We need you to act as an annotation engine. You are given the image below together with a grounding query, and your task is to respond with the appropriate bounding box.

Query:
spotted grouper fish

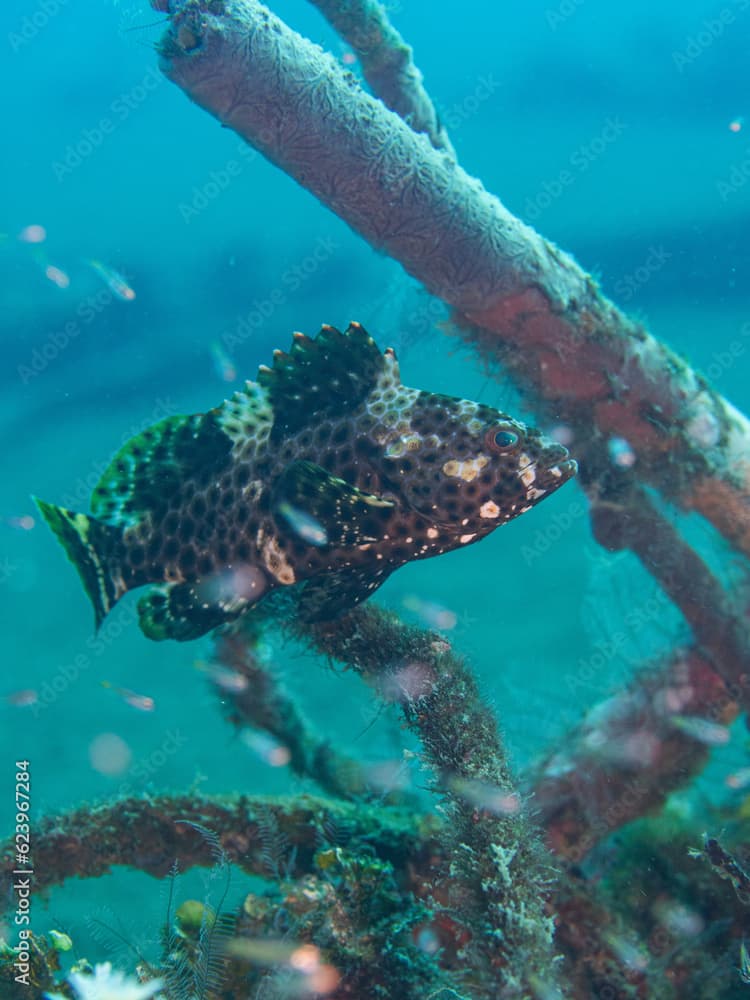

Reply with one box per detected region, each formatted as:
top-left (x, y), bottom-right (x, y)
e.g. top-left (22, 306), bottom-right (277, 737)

top-left (37, 323), bottom-right (577, 641)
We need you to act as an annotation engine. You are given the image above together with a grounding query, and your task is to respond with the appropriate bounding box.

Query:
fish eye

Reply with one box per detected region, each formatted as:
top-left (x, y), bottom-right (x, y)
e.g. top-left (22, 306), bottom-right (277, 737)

top-left (486, 425), bottom-right (520, 453)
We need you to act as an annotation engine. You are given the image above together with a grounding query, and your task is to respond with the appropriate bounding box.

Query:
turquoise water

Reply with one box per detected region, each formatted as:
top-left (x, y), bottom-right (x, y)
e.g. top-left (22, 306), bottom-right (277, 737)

top-left (1, 1), bottom-right (749, 997)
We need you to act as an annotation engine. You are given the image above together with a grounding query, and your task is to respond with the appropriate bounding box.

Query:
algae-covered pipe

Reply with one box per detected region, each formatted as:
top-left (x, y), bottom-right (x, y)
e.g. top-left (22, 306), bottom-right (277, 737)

top-left (154, 0), bottom-right (750, 568)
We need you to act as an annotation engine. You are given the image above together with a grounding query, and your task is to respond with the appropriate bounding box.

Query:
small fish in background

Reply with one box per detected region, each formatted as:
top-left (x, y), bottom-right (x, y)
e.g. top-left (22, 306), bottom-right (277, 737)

top-left (240, 728), bottom-right (290, 767)
top-left (669, 714), bottom-right (730, 746)
top-left (725, 767), bottom-right (750, 790)
top-left (15, 224), bottom-right (70, 287)
top-left (101, 680), bottom-right (155, 712)
top-left (88, 258), bottom-right (136, 301)
top-left (17, 224), bottom-right (46, 244)
top-left (5, 515), bottom-right (35, 531)
top-left (5, 689), bottom-right (38, 708)
top-left (210, 340), bottom-right (238, 382)
top-left (276, 500), bottom-right (328, 547)
top-left (402, 593), bottom-right (457, 630)
top-left (729, 116), bottom-right (744, 133)
top-left (43, 264), bottom-right (70, 289)
top-left (608, 435), bottom-right (636, 469)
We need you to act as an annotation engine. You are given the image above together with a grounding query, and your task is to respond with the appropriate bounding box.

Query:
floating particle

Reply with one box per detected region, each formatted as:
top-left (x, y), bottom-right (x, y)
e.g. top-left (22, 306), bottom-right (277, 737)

top-left (277, 501), bottom-right (328, 546)
top-left (195, 565), bottom-right (268, 609)
top-left (210, 340), bottom-right (238, 382)
top-left (729, 117), bottom-right (744, 133)
top-left (289, 944), bottom-right (320, 974)
top-left (342, 50), bottom-right (357, 65)
top-left (6, 515), bottom-right (35, 531)
top-left (5, 689), bottom-right (38, 708)
top-left (654, 899), bottom-right (704, 938)
top-left (101, 681), bottom-right (155, 712)
top-left (669, 714), bottom-right (730, 746)
top-left (305, 962), bottom-right (340, 995)
top-left (726, 767), bottom-right (750, 790)
top-left (607, 435), bottom-right (636, 468)
top-left (378, 660), bottom-right (436, 703)
top-left (206, 664), bottom-right (249, 694)
top-left (241, 728), bottom-right (291, 767)
top-left (45, 264), bottom-right (70, 289)
top-left (402, 593), bottom-right (457, 630)
top-left (88, 258), bottom-right (136, 301)
top-left (18, 224), bottom-right (46, 244)
top-left (549, 423), bottom-right (574, 447)
top-left (89, 732), bottom-right (132, 775)
top-left (413, 924), bottom-right (441, 955)
top-left (603, 931), bottom-right (649, 971)
top-left (365, 758), bottom-right (411, 793)
top-left (448, 775), bottom-right (521, 815)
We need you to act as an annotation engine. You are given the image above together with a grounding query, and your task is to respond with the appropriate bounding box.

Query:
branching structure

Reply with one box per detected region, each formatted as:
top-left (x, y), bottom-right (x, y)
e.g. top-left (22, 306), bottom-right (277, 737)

top-left (2, 2), bottom-right (749, 998)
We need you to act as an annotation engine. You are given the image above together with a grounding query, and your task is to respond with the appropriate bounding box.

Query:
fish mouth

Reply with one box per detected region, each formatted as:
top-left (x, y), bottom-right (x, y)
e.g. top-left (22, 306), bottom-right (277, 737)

top-left (552, 457), bottom-right (578, 480)
top-left (516, 452), bottom-right (578, 493)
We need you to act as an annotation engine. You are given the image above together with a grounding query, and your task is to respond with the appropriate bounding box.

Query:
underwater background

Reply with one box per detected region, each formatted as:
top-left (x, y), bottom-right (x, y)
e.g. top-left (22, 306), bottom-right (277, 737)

top-left (1, 0), bottom-right (749, 990)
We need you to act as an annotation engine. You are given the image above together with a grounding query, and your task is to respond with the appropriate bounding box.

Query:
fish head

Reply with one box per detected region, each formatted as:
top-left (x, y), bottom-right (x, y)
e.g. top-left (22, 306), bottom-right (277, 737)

top-left (377, 392), bottom-right (577, 541)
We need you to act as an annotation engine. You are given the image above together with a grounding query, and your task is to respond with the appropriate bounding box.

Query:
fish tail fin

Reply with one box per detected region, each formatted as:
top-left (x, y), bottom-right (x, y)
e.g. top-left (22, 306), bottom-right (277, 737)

top-left (35, 498), bottom-right (125, 628)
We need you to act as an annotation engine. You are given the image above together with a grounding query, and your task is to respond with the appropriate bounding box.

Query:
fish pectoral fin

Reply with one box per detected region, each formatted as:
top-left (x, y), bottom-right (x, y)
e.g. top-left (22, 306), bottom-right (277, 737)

top-left (274, 461), bottom-right (394, 547)
top-left (296, 564), bottom-right (391, 622)
top-left (137, 576), bottom-right (260, 642)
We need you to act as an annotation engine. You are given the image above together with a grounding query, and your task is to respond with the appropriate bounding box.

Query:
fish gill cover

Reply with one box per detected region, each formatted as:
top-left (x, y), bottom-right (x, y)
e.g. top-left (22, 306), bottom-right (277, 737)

top-left (1, 1), bottom-right (749, 999)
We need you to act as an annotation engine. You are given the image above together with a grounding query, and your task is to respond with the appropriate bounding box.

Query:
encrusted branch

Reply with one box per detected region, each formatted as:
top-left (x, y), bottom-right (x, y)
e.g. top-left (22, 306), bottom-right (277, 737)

top-left (306, 0), bottom-right (454, 156)
top-left (588, 483), bottom-right (750, 709)
top-left (530, 648), bottom-right (738, 861)
top-left (0, 793), bottom-right (434, 895)
top-left (154, 0), bottom-right (750, 563)
top-left (210, 631), bottom-right (390, 802)
top-left (278, 603), bottom-right (562, 997)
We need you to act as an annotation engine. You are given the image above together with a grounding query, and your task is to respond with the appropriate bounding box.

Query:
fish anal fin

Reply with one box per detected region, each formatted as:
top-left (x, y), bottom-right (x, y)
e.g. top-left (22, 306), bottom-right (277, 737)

top-left (296, 564), bottom-right (391, 622)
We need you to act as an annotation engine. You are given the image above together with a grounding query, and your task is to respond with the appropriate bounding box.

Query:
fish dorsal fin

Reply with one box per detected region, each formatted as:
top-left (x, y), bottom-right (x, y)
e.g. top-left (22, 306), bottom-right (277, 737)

top-left (91, 413), bottom-right (232, 525)
top-left (258, 323), bottom-right (393, 440)
top-left (274, 461), bottom-right (395, 547)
